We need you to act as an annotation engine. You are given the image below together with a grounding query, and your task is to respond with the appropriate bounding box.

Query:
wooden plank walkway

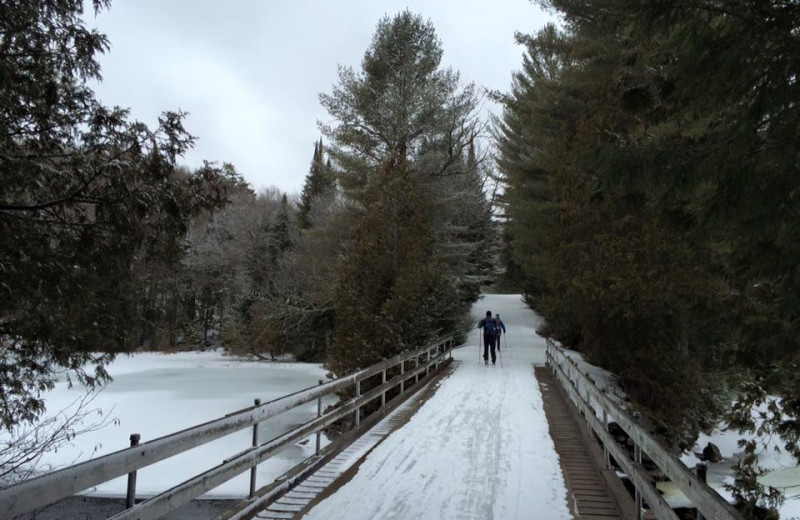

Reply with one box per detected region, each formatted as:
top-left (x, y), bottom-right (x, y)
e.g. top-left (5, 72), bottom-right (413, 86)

top-left (536, 366), bottom-right (625, 520)
top-left (235, 370), bottom-right (449, 520)
top-left (254, 407), bottom-right (417, 520)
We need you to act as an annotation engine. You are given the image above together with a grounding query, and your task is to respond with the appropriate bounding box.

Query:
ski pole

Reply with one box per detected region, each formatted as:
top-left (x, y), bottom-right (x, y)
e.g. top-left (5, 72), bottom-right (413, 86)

top-left (498, 337), bottom-right (504, 367)
top-left (478, 332), bottom-right (481, 364)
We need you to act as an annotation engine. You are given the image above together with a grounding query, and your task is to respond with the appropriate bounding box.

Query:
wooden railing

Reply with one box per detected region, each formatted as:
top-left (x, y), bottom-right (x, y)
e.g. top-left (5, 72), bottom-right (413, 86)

top-left (545, 339), bottom-right (742, 520)
top-left (2, 337), bottom-right (455, 520)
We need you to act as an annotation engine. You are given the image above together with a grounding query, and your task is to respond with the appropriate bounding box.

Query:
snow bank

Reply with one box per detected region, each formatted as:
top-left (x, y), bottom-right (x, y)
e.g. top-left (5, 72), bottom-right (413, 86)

top-left (676, 407), bottom-right (800, 519)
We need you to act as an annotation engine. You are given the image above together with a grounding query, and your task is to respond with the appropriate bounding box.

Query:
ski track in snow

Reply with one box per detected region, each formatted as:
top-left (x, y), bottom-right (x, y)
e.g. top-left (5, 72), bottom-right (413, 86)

top-left (302, 294), bottom-right (572, 520)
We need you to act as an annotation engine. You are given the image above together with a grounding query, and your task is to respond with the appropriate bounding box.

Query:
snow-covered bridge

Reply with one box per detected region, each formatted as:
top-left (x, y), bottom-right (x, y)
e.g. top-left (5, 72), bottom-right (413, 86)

top-left (297, 294), bottom-right (574, 520)
top-left (240, 294), bottom-right (738, 520)
top-left (3, 295), bottom-right (743, 520)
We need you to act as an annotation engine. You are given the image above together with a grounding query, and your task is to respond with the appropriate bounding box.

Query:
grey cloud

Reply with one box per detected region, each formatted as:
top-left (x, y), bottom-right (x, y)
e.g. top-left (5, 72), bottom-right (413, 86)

top-left (86, 0), bottom-right (553, 192)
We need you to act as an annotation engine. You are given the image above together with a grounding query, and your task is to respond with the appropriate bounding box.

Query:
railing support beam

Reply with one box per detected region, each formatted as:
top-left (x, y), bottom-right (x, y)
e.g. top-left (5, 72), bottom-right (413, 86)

top-left (249, 399), bottom-right (261, 499)
top-left (316, 380), bottom-right (323, 456)
top-left (125, 434), bottom-right (140, 509)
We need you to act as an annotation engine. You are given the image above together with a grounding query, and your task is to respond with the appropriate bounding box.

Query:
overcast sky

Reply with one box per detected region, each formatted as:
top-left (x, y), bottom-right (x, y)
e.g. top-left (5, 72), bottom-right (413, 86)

top-left (85, 1), bottom-right (555, 194)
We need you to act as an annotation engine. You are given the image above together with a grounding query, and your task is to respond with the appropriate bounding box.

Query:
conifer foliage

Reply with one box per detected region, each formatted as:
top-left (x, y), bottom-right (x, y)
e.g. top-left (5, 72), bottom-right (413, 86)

top-left (0, 4), bottom-right (496, 432)
top-left (0, 0), bottom-right (236, 428)
top-left (499, 0), bottom-right (800, 512)
top-left (321, 11), bottom-right (491, 375)
top-left (298, 139), bottom-right (335, 229)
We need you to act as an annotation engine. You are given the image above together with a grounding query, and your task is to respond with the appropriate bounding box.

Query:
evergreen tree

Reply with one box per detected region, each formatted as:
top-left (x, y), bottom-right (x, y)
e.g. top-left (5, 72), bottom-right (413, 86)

top-left (0, 0), bottom-right (236, 428)
top-left (298, 139), bottom-right (336, 229)
top-left (497, 19), bottom-right (732, 446)
top-left (502, 1), bottom-right (800, 511)
top-left (269, 194), bottom-right (294, 263)
top-left (321, 11), bottom-right (484, 374)
top-left (433, 139), bottom-right (496, 305)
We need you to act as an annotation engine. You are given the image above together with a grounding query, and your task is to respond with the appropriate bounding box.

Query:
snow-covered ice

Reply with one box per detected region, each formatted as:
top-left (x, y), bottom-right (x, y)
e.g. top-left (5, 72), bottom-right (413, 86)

top-left (556, 336), bottom-right (800, 518)
top-left (558, 342), bottom-right (800, 518)
top-left (2, 351), bottom-right (335, 497)
top-left (301, 294), bottom-right (572, 520)
top-left (671, 410), bottom-right (800, 519)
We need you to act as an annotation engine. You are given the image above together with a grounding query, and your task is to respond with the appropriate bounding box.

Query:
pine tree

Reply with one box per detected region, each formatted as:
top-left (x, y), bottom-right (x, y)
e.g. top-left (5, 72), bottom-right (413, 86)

top-left (434, 138), bottom-right (496, 305)
top-left (332, 150), bottom-right (458, 374)
top-left (269, 194), bottom-right (294, 263)
top-left (0, 0), bottom-right (236, 428)
top-left (501, 4), bottom-right (799, 509)
top-left (298, 139), bottom-right (336, 229)
top-left (321, 11), bottom-right (484, 374)
top-left (496, 18), bottom-right (733, 447)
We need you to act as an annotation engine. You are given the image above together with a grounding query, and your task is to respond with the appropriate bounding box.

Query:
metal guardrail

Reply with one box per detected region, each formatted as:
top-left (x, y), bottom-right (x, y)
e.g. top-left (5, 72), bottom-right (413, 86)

top-left (545, 339), bottom-right (742, 520)
top-left (2, 337), bottom-right (455, 520)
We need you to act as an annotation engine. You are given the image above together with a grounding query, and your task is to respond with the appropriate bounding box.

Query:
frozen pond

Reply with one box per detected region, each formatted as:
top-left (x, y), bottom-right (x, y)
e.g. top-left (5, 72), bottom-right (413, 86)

top-left (11, 351), bottom-right (336, 498)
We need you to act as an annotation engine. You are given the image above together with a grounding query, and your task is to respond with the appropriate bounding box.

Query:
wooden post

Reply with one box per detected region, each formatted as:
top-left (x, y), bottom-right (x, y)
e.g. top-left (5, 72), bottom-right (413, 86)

top-left (381, 370), bottom-right (387, 409)
top-left (249, 399), bottom-right (261, 499)
top-left (400, 360), bottom-right (405, 393)
top-left (547, 342), bottom-right (552, 371)
top-left (316, 380), bottom-right (323, 455)
top-left (126, 433), bottom-right (140, 508)
top-left (415, 355), bottom-right (420, 384)
top-left (633, 411), bottom-right (643, 520)
top-left (602, 388), bottom-right (610, 470)
top-left (585, 385), bottom-right (591, 437)
top-left (426, 349), bottom-right (431, 376)
top-left (696, 463), bottom-right (707, 520)
top-left (355, 380), bottom-right (361, 428)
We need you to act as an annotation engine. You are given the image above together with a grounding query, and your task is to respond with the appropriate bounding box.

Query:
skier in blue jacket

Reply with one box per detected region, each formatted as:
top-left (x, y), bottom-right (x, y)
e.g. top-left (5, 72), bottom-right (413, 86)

top-left (495, 313), bottom-right (506, 349)
top-left (478, 310), bottom-right (499, 365)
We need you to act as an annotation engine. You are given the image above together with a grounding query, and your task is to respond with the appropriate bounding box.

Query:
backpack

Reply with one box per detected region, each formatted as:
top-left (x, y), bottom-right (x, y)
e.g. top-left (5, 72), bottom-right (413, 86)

top-left (483, 318), bottom-right (497, 336)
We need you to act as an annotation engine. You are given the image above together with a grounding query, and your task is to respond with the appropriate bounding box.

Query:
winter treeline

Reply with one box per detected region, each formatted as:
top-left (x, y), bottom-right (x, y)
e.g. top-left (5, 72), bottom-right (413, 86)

top-left (0, 3), bottom-right (495, 430)
top-left (497, 1), bottom-right (799, 514)
top-left (202, 11), bottom-right (496, 375)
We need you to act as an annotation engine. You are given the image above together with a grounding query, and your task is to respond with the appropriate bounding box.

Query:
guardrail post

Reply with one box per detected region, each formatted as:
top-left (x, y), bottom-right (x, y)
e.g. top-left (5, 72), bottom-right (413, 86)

top-left (126, 433), bottom-right (140, 509)
top-left (426, 349), bottom-right (431, 376)
top-left (381, 369), bottom-right (387, 408)
top-left (633, 411), bottom-right (643, 520)
top-left (249, 398), bottom-right (261, 498)
top-left (545, 341), bottom-right (743, 520)
top-left (355, 380), bottom-right (361, 428)
top-left (696, 463), bottom-right (707, 520)
top-left (415, 354), bottom-right (420, 384)
top-left (400, 360), bottom-right (405, 393)
top-left (584, 385), bottom-right (591, 437)
top-left (602, 388), bottom-right (610, 470)
top-left (316, 380), bottom-right (323, 455)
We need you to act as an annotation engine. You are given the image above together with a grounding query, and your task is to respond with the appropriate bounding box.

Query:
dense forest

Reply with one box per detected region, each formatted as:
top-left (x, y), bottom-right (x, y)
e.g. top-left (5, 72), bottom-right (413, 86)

top-left (497, 1), bottom-right (799, 515)
top-left (0, 2), bottom-right (495, 432)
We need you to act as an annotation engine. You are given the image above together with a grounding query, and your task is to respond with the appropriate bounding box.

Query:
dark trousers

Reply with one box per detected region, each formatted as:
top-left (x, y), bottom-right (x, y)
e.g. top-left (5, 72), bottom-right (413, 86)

top-left (483, 334), bottom-right (496, 363)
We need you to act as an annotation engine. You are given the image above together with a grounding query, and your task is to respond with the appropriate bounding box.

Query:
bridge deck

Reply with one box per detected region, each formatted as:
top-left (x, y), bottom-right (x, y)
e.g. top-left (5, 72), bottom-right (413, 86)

top-left (536, 366), bottom-right (624, 520)
top-left (246, 295), bottom-right (623, 520)
top-left (298, 295), bottom-right (575, 520)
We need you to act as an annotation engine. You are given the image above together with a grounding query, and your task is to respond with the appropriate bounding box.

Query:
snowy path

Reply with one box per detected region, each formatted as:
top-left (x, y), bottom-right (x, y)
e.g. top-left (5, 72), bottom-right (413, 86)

top-left (302, 294), bottom-right (572, 520)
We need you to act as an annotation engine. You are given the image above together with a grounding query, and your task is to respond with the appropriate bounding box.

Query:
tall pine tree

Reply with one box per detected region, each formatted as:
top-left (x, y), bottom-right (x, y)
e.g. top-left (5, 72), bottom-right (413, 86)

top-left (321, 11), bottom-right (485, 374)
top-left (0, 0), bottom-right (236, 428)
top-left (298, 139), bottom-right (336, 229)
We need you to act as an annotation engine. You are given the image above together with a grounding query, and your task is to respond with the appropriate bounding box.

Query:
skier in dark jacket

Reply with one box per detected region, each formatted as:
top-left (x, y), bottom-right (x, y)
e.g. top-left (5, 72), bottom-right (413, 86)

top-left (478, 310), bottom-right (498, 365)
top-left (495, 313), bottom-right (506, 349)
